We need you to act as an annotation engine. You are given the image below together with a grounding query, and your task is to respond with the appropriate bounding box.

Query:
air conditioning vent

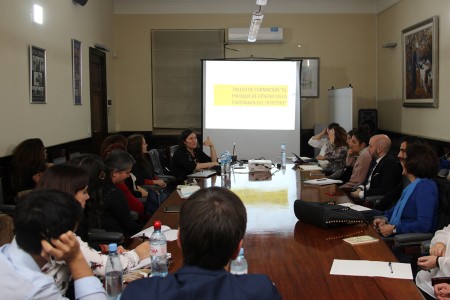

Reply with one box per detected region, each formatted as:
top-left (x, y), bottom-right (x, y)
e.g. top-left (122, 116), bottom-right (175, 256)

top-left (227, 27), bottom-right (283, 44)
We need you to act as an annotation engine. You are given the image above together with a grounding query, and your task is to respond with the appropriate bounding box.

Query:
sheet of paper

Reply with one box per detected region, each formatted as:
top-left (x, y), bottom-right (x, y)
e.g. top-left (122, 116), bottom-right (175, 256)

top-left (177, 185), bottom-right (200, 198)
top-left (299, 165), bottom-right (323, 171)
top-left (304, 178), bottom-right (342, 185)
top-left (131, 225), bottom-right (178, 241)
top-left (330, 259), bottom-right (413, 280)
top-left (339, 203), bottom-right (372, 212)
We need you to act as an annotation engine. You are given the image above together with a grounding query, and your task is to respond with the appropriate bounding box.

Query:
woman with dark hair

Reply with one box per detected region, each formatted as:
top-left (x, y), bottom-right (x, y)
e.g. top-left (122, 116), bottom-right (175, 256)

top-left (319, 126), bottom-right (348, 174)
top-left (35, 164), bottom-right (149, 296)
top-left (171, 129), bottom-right (219, 180)
top-left (70, 154), bottom-right (105, 239)
top-left (100, 133), bottom-right (128, 159)
top-left (127, 134), bottom-right (166, 189)
top-left (127, 134), bottom-right (170, 214)
top-left (373, 142), bottom-right (439, 237)
top-left (102, 150), bottom-right (141, 236)
top-left (10, 138), bottom-right (49, 195)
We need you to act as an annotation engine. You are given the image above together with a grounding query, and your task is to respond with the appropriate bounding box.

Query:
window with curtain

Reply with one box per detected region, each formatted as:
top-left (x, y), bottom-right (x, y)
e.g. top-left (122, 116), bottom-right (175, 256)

top-left (151, 29), bottom-right (225, 131)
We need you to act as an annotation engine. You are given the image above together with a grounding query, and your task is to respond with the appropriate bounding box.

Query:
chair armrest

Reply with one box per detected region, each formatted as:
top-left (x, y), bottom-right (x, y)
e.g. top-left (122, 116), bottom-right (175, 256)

top-left (365, 195), bottom-right (383, 204)
top-left (394, 232), bottom-right (434, 246)
top-left (0, 205), bottom-right (15, 215)
top-left (156, 175), bottom-right (176, 181)
top-left (421, 240), bottom-right (432, 254)
top-left (88, 231), bottom-right (124, 244)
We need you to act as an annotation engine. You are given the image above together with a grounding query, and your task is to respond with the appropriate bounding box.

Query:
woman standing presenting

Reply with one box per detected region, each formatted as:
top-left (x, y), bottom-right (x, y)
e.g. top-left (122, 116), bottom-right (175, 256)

top-left (171, 129), bottom-right (219, 180)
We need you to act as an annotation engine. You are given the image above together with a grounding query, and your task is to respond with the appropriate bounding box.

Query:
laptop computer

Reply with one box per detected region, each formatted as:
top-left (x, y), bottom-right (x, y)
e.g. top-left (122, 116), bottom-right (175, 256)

top-left (292, 153), bottom-right (317, 164)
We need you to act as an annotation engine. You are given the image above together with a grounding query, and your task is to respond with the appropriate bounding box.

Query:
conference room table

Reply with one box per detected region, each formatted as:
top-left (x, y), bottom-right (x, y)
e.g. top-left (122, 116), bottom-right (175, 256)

top-left (129, 164), bottom-right (424, 300)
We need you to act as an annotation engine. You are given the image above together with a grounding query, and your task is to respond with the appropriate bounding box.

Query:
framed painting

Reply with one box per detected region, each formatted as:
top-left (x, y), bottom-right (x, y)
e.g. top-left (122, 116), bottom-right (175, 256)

top-left (29, 45), bottom-right (46, 103)
top-left (300, 57), bottom-right (319, 98)
top-left (402, 16), bottom-right (438, 107)
top-left (72, 39), bottom-right (82, 105)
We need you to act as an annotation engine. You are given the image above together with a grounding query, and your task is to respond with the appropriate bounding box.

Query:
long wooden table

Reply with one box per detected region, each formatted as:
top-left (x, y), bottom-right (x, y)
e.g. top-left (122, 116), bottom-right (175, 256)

top-left (130, 164), bottom-right (424, 299)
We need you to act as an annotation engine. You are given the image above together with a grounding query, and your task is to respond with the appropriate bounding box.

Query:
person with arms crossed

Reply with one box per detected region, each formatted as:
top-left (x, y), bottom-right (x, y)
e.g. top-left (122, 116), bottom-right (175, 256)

top-left (122, 187), bottom-right (282, 300)
top-left (416, 224), bottom-right (450, 299)
top-left (0, 189), bottom-right (106, 300)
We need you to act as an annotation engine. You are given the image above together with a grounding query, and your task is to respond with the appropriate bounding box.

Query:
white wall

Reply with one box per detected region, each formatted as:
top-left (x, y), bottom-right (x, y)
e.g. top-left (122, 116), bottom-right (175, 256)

top-left (0, 0), bottom-right (114, 156)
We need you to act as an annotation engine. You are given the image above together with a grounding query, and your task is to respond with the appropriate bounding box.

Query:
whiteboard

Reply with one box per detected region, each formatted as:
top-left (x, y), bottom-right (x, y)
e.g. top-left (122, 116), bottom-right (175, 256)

top-left (328, 87), bottom-right (353, 132)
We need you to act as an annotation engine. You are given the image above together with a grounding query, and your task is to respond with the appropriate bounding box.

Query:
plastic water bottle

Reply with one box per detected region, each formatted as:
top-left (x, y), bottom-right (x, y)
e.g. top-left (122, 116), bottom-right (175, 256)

top-left (221, 151), bottom-right (231, 175)
top-left (281, 143), bottom-right (286, 169)
top-left (230, 248), bottom-right (248, 275)
top-left (150, 220), bottom-right (168, 277)
top-left (105, 243), bottom-right (123, 300)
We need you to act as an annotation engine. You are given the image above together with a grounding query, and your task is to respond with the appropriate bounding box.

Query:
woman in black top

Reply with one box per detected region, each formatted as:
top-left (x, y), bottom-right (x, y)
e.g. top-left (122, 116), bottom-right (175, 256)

top-left (171, 129), bottom-right (219, 180)
top-left (101, 150), bottom-right (140, 237)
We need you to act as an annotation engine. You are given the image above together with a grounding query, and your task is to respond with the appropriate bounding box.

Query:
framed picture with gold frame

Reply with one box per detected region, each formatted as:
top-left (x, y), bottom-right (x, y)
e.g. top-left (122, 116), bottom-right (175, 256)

top-left (402, 16), bottom-right (438, 107)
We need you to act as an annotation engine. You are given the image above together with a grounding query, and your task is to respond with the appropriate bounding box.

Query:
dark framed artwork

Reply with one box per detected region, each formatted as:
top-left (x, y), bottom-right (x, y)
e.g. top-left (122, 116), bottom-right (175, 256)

top-left (29, 45), bottom-right (46, 103)
top-left (402, 16), bottom-right (439, 107)
top-left (300, 57), bottom-right (319, 98)
top-left (72, 39), bottom-right (82, 105)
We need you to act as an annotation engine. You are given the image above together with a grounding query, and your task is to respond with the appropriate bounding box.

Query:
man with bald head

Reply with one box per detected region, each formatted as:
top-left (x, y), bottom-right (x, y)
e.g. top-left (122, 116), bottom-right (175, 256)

top-left (351, 134), bottom-right (403, 200)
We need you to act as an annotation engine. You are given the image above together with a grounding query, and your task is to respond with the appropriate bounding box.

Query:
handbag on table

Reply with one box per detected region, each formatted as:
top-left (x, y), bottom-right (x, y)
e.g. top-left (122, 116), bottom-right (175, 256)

top-left (294, 199), bottom-right (367, 229)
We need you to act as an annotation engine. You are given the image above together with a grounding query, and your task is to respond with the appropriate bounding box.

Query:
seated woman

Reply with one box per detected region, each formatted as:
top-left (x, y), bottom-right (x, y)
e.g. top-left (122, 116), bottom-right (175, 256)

top-left (69, 154), bottom-right (105, 240)
top-left (35, 164), bottom-right (149, 296)
top-left (101, 150), bottom-right (141, 237)
top-left (127, 134), bottom-right (170, 214)
top-left (308, 122), bottom-right (340, 160)
top-left (373, 142), bottom-right (439, 237)
top-left (171, 129), bottom-right (219, 180)
top-left (10, 138), bottom-right (50, 196)
top-left (101, 137), bottom-right (145, 215)
top-left (339, 128), bottom-right (372, 189)
top-left (319, 126), bottom-right (348, 175)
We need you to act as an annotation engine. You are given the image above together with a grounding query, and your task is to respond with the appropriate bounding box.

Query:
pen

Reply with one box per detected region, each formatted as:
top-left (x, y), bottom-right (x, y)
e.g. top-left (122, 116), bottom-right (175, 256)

top-left (388, 262), bottom-right (393, 273)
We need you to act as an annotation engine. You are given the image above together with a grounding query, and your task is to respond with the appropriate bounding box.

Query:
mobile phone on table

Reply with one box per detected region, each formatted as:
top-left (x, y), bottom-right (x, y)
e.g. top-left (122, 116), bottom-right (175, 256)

top-left (164, 205), bottom-right (180, 213)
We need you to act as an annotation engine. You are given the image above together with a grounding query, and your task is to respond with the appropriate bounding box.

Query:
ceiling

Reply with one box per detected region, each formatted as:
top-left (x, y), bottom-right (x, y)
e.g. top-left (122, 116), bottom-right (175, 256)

top-left (113, 0), bottom-right (400, 14)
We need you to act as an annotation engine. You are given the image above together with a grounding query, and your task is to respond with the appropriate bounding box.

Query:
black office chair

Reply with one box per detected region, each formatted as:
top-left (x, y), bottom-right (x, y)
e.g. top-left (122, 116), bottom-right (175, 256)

top-left (148, 149), bottom-right (176, 181)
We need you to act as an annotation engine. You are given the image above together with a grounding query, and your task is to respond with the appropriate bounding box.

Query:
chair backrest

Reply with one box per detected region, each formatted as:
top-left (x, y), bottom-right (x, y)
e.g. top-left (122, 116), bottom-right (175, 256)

top-left (435, 177), bottom-right (450, 230)
top-left (149, 149), bottom-right (167, 176)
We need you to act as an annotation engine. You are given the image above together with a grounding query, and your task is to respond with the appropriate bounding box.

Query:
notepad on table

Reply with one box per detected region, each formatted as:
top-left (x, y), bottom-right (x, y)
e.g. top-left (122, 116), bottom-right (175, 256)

top-left (343, 235), bottom-right (379, 245)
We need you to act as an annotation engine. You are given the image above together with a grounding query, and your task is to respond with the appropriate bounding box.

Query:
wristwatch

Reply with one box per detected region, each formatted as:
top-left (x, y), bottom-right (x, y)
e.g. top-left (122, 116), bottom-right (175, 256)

top-left (392, 225), bottom-right (397, 234)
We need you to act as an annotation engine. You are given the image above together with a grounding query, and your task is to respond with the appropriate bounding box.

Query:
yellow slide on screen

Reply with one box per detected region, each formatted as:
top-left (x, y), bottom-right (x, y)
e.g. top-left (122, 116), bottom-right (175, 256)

top-left (214, 84), bottom-right (288, 107)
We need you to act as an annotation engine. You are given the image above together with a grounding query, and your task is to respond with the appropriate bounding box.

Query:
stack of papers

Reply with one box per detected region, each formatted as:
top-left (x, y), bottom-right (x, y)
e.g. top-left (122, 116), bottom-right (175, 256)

top-left (177, 185), bottom-right (200, 198)
top-left (304, 178), bottom-right (343, 185)
top-left (131, 225), bottom-right (178, 241)
top-left (299, 165), bottom-right (323, 171)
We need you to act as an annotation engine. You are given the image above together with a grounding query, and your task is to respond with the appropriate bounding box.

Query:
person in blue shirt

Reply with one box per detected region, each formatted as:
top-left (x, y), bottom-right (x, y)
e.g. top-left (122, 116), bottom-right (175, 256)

top-left (0, 189), bottom-right (106, 300)
top-left (373, 142), bottom-right (439, 236)
top-left (122, 187), bottom-right (282, 300)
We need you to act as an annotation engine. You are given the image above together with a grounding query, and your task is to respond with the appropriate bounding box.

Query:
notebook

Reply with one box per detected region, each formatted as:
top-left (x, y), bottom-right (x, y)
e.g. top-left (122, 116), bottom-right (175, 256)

top-left (187, 170), bottom-right (217, 178)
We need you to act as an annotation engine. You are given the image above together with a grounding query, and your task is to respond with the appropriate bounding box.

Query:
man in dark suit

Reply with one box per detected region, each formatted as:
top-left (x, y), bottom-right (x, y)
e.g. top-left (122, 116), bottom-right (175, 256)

top-left (351, 134), bottom-right (402, 201)
top-left (122, 187), bottom-right (282, 300)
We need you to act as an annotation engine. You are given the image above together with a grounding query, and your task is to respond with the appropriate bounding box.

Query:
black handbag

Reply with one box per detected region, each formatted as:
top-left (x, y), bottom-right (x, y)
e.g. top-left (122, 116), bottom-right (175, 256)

top-left (294, 199), bottom-right (366, 228)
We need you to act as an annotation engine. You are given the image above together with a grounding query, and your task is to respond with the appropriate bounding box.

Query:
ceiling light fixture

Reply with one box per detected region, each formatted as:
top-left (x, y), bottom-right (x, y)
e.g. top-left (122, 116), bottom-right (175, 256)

top-left (248, 0), bottom-right (268, 42)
